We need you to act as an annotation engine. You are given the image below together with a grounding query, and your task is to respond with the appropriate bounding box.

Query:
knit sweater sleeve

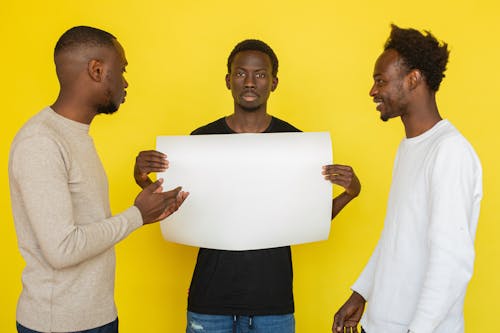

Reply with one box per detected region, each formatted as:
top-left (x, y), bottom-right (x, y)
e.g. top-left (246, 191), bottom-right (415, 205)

top-left (10, 135), bottom-right (143, 270)
top-left (408, 137), bottom-right (482, 332)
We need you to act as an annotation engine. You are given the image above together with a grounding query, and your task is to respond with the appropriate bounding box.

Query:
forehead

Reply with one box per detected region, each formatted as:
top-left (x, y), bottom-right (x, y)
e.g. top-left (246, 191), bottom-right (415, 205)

top-left (374, 49), bottom-right (403, 76)
top-left (231, 50), bottom-right (272, 70)
top-left (110, 39), bottom-right (127, 65)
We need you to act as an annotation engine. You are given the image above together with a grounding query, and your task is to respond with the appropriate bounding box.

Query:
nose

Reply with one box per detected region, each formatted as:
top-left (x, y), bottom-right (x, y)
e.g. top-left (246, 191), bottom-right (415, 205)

top-left (369, 83), bottom-right (377, 97)
top-left (244, 74), bottom-right (256, 88)
top-left (124, 77), bottom-right (129, 89)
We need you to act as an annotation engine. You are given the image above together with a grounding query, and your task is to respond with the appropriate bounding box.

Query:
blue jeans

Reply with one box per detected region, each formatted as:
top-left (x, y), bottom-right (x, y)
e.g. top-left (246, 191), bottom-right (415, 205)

top-left (187, 311), bottom-right (295, 333)
top-left (17, 318), bottom-right (118, 333)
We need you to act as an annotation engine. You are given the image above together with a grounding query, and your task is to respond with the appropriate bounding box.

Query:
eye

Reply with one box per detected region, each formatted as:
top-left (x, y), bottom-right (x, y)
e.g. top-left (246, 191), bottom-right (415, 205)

top-left (235, 72), bottom-right (246, 78)
top-left (255, 73), bottom-right (266, 79)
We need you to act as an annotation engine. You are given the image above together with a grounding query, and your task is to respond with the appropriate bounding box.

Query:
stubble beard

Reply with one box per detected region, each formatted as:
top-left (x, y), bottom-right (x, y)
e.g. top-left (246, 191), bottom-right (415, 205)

top-left (96, 101), bottom-right (118, 115)
top-left (97, 88), bottom-right (120, 115)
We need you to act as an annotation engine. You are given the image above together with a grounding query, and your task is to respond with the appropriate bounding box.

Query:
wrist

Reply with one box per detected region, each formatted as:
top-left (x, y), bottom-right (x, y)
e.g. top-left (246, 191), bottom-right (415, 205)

top-left (137, 177), bottom-right (153, 189)
top-left (344, 190), bottom-right (359, 199)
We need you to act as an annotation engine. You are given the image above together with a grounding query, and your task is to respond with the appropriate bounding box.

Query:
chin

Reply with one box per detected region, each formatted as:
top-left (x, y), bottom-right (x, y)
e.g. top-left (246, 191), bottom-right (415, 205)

top-left (240, 104), bottom-right (261, 112)
top-left (96, 103), bottom-right (119, 115)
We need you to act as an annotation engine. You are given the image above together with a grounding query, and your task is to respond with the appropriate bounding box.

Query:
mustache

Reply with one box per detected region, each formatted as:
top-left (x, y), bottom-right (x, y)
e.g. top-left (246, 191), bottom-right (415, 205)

top-left (241, 89), bottom-right (259, 97)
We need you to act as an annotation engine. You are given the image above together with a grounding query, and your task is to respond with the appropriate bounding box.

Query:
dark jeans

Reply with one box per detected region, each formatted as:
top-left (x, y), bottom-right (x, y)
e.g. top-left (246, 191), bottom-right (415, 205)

top-left (16, 318), bottom-right (118, 333)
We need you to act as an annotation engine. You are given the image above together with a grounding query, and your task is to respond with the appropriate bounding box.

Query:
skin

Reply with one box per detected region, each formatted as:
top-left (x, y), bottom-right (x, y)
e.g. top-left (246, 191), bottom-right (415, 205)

top-left (332, 49), bottom-right (443, 333)
top-left (333, 291), bottom-right (365, 333)
top-left (369, 49), bottom-right (442, 138)
top-left (51, 39), bottom-right (187, 224)
top-left (135, 49), bottom-right (360, 220)
top-left (225, 50), bottom-right (276, 133)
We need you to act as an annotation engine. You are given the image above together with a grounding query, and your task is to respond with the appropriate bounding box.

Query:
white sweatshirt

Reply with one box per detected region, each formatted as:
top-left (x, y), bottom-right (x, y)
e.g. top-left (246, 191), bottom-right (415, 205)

top-left (353, 120), bottom-right (482, 333)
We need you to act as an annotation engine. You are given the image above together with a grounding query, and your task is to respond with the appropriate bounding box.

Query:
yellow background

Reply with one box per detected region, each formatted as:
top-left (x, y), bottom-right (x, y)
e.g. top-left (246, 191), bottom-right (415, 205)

top-left (1, 0), bottom-right (498, 332)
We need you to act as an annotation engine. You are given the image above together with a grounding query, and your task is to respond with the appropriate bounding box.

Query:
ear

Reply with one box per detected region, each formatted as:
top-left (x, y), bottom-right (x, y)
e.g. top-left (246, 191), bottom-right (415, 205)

top-left (271, 76), bottom-right (278, 92)
top-left (407, 69), bottom-right (422, 91)
top-left (225, 74), bottom-right (231, 90)
top-left (88, 59), bottom-right (104, 82)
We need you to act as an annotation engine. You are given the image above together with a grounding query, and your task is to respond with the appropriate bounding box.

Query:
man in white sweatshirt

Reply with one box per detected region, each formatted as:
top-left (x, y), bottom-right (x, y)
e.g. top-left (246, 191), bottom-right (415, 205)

top-left (9, 26), bottom-right (188, 333)
top-left (332, 24), bottom-right (482, 333)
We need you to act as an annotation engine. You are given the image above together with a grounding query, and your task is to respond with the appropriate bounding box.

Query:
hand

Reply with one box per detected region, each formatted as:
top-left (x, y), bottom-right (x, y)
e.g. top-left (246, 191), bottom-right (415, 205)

top-left (134, 150), bottom-right (169, 188)
top-left (134, 179), bottom-right (189, 224)
top-left (322, 164), bottom-right (361, 198)
top-left (332, 291), bottom-right (366, 333)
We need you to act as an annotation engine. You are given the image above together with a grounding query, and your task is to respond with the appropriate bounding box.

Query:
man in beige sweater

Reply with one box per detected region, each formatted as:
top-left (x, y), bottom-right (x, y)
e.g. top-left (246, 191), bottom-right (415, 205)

top-left (8, 26), bottom-right (188, 333)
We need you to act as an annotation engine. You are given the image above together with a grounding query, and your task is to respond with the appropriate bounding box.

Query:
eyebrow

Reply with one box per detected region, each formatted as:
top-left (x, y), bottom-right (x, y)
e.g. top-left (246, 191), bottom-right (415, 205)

top-left (235, 67), bottom-right (268, 72)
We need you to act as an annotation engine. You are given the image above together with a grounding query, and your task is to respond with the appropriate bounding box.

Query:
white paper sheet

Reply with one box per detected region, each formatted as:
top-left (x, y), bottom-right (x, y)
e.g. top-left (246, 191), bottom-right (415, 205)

top-left (156, 132), bottom-right (332, 250)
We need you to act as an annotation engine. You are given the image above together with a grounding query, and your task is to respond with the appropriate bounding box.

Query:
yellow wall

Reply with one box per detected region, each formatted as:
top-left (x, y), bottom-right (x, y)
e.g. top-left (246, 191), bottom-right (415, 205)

top-left (1, 1), bottom-right (498, 331)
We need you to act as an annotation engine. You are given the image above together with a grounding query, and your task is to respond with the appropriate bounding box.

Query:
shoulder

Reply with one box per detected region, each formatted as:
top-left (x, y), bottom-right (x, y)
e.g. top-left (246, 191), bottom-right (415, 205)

top-left (426, 121), bottom-right (482, 176)
top-left (268, 117), bottom-right (301, 133)
top-left (10, 108), bottom-right (71, 166)
top-left (191, 117), bottom-right (230, 135)
top-left (432, 122), bottom-right (479, 161)
top-left (11, 109), bottom-right (60, 149)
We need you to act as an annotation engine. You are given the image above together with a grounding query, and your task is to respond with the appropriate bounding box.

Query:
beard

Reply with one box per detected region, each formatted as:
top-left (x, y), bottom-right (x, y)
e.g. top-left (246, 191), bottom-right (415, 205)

top-left (379, 88), bottom-right (406, 122)
top-left (96, 101), bottom-right (118, 115)
top-left (97, 89), bottom-right (120, 115)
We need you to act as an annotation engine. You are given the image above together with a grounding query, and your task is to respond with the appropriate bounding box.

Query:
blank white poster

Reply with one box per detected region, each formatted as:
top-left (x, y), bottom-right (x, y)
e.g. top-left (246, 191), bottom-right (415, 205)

top-left (156, 132), bottom-right (332, 250)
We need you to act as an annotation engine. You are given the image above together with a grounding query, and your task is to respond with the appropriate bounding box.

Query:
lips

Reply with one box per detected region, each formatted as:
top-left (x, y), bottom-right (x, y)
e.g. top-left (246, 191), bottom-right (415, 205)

top-left (241, 91), bottom-right (258, 102)
top-left (374, 98), bottom-right (383, 111)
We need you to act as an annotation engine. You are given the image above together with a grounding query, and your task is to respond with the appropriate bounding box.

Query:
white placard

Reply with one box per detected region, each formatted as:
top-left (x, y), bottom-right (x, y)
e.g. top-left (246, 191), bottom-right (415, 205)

top-left (157, 132), bottom-right (332, 250)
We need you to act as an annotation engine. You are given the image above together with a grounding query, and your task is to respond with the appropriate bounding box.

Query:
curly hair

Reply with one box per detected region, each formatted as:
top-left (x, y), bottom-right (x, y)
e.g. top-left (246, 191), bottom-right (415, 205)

top-left (227, 39), bottom-right (279, 77)
top-left (384, 24), bottom-right (449, 92)
top-left (55, 26), bottom-right (116, 56)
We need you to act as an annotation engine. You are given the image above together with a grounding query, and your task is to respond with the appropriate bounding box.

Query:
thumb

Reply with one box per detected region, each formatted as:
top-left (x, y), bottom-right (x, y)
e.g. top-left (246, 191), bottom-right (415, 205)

top-left (145, 178), bottom-right (164, 193)
top-left (162, 186), bottom-right (183, 202)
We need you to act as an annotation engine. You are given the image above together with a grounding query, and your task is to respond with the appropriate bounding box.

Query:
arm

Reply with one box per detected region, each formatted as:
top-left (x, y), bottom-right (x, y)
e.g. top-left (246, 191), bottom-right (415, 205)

top-left (11, 138), bottom-right (187, 269)
top-left (331, 235), bottom-right (383, 332)
top-left (408, 140), bottom-right (482, 332)
top-left (332, 291), bottom-right (366, 333)
top-left (322, 164), bottom-right (361, 219)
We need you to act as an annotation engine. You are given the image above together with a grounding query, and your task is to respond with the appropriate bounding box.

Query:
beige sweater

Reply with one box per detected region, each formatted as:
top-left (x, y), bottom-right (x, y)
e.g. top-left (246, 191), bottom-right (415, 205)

top-left (9, 107), bottom-right (143, 332)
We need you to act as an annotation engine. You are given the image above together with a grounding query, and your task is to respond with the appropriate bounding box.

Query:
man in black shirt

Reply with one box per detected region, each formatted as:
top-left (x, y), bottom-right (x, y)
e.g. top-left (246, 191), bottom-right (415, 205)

top-left (134, 39), bottom-right (361, 333)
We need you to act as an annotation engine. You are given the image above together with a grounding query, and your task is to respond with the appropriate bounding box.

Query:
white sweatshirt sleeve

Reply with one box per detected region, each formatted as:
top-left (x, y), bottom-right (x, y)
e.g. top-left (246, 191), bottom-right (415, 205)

top-left (408, 138), bottom-right (482, 332)
top-left (351, 240), bottom-right (382, 300)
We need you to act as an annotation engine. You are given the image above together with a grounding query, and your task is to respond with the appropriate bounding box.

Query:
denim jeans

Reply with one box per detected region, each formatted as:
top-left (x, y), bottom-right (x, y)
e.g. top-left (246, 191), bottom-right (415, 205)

top-left (16, 318), bottom-right (118, 333)
top-left (186, 311), bottom-right (295, 333)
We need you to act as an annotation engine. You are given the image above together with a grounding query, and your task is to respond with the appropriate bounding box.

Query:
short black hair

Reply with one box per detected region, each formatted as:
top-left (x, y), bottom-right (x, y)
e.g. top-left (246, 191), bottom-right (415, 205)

top-left (227, 39), bottom-right (279, 77)
top-left (54, 26), bottom-right (116, 56)
top-left (384, 24), bottom-right (449, 92)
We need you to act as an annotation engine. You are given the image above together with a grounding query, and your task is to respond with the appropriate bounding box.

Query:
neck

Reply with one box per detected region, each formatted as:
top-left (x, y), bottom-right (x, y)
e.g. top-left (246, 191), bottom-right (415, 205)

top-left (51, 93), bottom-right (97, 125)
top-left (401, 94), bottom-right (442, 138)
top-left (226, 109), bottom-right (272, 133)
